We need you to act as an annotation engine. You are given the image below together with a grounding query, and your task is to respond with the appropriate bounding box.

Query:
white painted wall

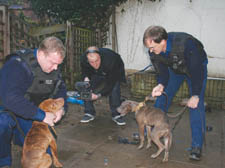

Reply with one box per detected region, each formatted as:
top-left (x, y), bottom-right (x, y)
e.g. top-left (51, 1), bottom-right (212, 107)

top-left (112, 0), bottom-right (225, 78)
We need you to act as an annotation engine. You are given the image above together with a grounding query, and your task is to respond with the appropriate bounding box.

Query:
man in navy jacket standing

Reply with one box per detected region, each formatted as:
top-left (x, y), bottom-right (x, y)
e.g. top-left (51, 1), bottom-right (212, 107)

top-left (143, 25), bottom-right (208, 161)
top-left (0, 36), bottom-right (67, 167)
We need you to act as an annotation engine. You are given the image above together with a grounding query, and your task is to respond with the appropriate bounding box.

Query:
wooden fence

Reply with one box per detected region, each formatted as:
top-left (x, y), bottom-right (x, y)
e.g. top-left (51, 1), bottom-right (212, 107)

top-left (0, 5), bottom-right (106, 89)
top-left (0, 5), bottom-right (10, 67)
top-left (65, 21), bottom-right (104, 89)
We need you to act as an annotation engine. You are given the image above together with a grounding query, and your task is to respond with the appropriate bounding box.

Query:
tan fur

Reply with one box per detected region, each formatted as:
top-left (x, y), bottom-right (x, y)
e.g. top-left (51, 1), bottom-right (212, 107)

top-left (21, 98), bottom-right (64, 168)
top-left (117, 100), bottom-right (172, 162)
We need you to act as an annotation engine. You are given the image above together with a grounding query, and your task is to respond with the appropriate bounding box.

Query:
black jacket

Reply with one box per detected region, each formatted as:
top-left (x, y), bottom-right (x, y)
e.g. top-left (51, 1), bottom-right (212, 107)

top-left (80, 48), bottom-right (126, 96)
top-left (149, 32), bottom-right (207, 96)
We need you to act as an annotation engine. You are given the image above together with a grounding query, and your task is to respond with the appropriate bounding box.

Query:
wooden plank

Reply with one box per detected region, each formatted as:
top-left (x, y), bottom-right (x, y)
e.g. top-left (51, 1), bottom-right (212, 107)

top-left (29, 24), bottom-right (67, 37)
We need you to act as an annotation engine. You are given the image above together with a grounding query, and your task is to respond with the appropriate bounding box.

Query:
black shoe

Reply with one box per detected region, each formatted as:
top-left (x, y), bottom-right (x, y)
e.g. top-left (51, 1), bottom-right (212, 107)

top-left (189, 147), bottom-right (201, 161)
top-left (80, 114), bottom-right (95, 123)
top-left (112, 115), bottom-right (126, 126)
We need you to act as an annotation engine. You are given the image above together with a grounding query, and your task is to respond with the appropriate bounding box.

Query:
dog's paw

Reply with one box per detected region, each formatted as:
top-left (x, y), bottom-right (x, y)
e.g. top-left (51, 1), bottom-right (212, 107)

top-left (151, 149), bottom-right (163, 159)
top-left (151, 153), bottom-right (158, 159)
top-left (138, 144), bottom-right (144, 149)
top-left (162, 157), bottom-right (168, 162)
top-left (54, 161), bottom-right (63, 168)
top-left (146, 143), bottom-right (151, 149)
top-left (162, 151), bottom-right (169, 162)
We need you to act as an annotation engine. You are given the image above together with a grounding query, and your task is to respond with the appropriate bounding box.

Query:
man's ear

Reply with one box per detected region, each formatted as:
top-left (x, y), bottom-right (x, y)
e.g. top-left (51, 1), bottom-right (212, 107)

top-left (37, 50), bottom-right (45, 60)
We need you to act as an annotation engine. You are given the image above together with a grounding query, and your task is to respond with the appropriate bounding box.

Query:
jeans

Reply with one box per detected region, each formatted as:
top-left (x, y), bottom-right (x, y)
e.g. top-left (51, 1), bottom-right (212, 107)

top-left (84, 81), bottom-right (121, 117)
top-left (154, 64), bottom-right (207, 149)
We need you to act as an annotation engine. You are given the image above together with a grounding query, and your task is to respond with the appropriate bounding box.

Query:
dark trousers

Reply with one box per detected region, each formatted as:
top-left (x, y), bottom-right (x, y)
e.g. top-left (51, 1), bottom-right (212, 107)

top-left (154, 63), bottom-right (207, 149)
top-left (84, 81), bottom-right (121, 117)
top-left (0, 111), bottom-right (51, 167)
top-left (0, 112), bottom-right (30, 167)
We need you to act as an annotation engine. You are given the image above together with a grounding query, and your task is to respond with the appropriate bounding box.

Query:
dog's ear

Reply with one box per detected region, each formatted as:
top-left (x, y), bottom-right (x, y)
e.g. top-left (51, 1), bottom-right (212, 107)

top-left (39, 99), bottom-right (53, 111)
top-left (55, 98), bottom-right (64, 105)
top-left (126, 102), bottom-right (133, 111)
top-left (39, 98), bottom-right (64, 112)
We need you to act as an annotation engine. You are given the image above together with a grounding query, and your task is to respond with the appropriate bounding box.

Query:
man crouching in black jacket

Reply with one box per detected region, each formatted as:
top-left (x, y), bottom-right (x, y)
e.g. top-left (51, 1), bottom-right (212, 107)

top-left (80, 46), bottom-right (126, 125)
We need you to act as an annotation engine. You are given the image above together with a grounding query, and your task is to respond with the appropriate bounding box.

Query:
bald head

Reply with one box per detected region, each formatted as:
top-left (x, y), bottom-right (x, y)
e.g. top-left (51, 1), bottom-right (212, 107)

top-left (86, 46), bottom-right (101, 70)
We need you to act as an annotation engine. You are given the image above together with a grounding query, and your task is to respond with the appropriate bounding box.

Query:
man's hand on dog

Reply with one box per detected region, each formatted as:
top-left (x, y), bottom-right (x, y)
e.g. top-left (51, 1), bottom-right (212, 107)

top-left (43, 108), bottom-right (64, 126)
top-left (54, 108), bottom-right (65, 123)
top-left (152, 84), bottom-right (164, 97)
top-left (43, 112), bottom-right (56, 126)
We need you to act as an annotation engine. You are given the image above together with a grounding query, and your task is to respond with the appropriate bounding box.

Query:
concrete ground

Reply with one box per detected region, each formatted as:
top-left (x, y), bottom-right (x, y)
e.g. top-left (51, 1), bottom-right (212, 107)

top-left (11, 85), bottom-right (225, 168)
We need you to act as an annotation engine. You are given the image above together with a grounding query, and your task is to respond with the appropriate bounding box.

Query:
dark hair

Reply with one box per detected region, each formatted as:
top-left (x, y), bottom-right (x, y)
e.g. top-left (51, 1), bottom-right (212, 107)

top-left (143, 25), bottom-right (168, 45)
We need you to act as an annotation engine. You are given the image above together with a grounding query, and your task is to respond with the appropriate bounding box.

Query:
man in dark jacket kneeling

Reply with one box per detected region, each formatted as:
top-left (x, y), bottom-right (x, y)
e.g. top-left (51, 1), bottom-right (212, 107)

top-left (80, 46), bottom-right (126, 126)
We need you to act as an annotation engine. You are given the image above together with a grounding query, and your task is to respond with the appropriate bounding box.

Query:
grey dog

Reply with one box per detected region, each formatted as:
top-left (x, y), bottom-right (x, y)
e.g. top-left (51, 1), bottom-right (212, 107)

top-left (117, 100), bottom-right (172, 162)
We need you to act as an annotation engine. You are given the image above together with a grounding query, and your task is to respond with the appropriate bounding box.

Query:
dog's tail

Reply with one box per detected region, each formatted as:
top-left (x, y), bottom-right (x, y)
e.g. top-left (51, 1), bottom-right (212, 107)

top-left (166, 106), bottom-right (188, 118)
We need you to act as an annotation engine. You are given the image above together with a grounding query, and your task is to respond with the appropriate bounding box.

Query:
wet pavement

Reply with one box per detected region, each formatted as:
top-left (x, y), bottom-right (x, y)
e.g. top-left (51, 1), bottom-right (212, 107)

top-left (10, 87), bottom-right (225, 168)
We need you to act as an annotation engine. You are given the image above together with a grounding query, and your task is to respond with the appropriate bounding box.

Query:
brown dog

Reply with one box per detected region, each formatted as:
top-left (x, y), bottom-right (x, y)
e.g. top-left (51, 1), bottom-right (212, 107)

top-left (21, 98), bottom-right (64, 168)
top-left (117, 100), bottom-right (172, 162)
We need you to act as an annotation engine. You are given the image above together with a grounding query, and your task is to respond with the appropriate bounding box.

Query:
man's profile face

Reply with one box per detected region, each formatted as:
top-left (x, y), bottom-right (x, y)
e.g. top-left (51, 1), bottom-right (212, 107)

top-left (87, 53), bottom-right (101, 70)
top-left (145, 38), bottom-right (166, 55)
top-left (38, 50), bottom-right (63, 73)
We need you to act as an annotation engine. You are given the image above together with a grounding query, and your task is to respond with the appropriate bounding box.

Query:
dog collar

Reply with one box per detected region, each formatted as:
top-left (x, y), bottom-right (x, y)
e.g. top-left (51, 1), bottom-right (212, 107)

top-left (48, 125), bottom-right (57, 140)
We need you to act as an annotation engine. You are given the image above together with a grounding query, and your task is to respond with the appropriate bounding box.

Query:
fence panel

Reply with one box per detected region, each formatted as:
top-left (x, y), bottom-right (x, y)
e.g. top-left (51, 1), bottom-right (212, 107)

top-left (1, 6), bottom-right (107, 90)
top-left (0, 5), bottom-right (10, 67)
top-left (65, 22), bottom-right (104, 89)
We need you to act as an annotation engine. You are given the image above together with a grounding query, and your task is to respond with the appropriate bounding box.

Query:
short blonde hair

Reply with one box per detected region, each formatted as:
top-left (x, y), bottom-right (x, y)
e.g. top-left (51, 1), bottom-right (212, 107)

top-left (39, 36), bottom-right (66, 59)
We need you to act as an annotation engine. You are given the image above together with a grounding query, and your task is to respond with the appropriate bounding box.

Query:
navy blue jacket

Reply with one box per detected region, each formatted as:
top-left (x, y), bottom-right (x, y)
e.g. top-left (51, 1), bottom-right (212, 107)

top-left (149, 32), bottom-right (208, 96)
top-left (0, 49), bottom-right (67, 121)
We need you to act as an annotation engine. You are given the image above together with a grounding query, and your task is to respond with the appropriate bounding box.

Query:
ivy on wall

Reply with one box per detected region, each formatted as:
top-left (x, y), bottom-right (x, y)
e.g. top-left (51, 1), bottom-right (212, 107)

top-left (27, 0), bottom-right (128, 31)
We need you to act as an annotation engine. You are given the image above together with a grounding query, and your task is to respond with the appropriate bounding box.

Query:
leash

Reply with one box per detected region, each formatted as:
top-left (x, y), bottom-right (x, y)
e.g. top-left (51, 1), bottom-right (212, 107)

top-left (127, 64), bottom-right (153, 77)
top-left (161, 92), bottom-right (188, 118)
top-left (162, 92), bottom-right (206, 147)
top-left (145, 92), bottom-right (187, 119)
top-left (121, 64), bottom-right (153, 100)
top-left (171, 106), bottom-right (188, 132)
top-left (161, 92), bottom-right (188, 132)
